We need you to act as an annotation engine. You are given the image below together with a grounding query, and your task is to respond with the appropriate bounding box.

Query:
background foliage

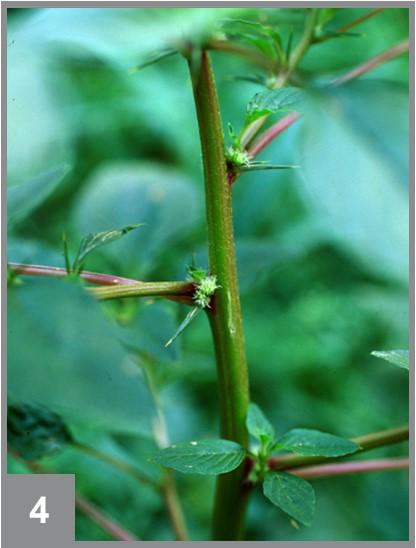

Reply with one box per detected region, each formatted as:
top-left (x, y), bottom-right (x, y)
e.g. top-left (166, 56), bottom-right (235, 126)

top-left (7, 7), bottom-right (409, 541)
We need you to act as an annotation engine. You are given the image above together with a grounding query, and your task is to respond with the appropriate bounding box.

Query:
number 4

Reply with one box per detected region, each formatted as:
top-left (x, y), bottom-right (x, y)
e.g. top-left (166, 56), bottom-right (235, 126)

top-left (29, 496), bottom-right (49, 524)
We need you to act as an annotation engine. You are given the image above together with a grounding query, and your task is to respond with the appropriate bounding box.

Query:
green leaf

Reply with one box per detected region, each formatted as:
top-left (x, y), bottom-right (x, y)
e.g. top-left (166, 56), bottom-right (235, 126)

top-left (8, 165), bottom-right (70, 228)
top-left (275, 428), bottom-right (360, 457)
top-left (72, 162), bottom-right (200, 277)
top-left (371, 350), bottom-right (409, 371)
top-left (246, 88), bottom-right (302, 123)
top-left (150, 439), bottom-right (246, 475)
top-left (263, 471), bottom-right (315, 526)
top-left (73, 224), bottom-right (142, 273)
top-left (8, 278), bottom-right (155, 435)
top-left (246, 403), bottom-right (275, 442)
top-left (8, 402), bottom-right (73, 461)
top-left (300, 84), bottom-right (408, 284)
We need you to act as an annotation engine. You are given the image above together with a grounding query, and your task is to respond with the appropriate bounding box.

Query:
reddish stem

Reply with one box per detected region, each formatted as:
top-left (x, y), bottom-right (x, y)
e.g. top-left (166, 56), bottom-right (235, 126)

top-left (331, 39), bottom-right (409, 86)
top-left (247, 112), bottom-right (301, 159)
top-left (241, 39), bottom-right (408, 168)
top-left (9, 262), bottom-right (138, 286)
top-left (289, 457), bottom-right (409, 480)
top-left (336, 8), bottom-right (386, 34)
top-left (8, 262), bottom-right (194, 305)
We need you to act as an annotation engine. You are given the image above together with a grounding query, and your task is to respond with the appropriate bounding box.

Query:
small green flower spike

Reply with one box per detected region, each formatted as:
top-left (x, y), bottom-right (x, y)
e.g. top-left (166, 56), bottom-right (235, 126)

top-left (193, 275), bottom-right (220, 308)
top-left (225, 146), bottom-right (251, 168)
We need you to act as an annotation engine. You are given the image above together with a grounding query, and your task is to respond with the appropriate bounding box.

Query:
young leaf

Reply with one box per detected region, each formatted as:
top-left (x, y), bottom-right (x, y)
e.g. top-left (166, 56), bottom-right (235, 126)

top-left (371, 350), bottom-right (409, 371)
top-left (7, 402), bottom-right (73, 461)
top-left (165, 306), bottom-right (201, 347)
top-left (263, 471), bottom-right (315, 526)
top-left (73, 224), bottom-right (142, 273)
top-left (275, 428), bottom-right (360, 457)
top-left (150, 439), bottom-right (246, 475)
top-left (62, 233), bottom-right (71, 274)
top-left (246, 403), bottom-right (275, 442)
top-left (246, 88), bottom-right (302, 123)
top-left (187, 263), bottom-right (208, 283)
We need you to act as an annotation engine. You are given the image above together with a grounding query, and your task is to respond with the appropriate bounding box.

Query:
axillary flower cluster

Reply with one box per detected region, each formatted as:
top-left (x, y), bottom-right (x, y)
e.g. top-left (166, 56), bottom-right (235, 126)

top-left (193, 274), bottom-right (220, 308)
top-left (188, 266), bottom-right (220, 309)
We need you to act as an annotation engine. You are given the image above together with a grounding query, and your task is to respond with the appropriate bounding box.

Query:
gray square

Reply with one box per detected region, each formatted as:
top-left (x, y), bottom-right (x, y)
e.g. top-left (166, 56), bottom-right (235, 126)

top-left (3, 474), bottom-right (75, 548)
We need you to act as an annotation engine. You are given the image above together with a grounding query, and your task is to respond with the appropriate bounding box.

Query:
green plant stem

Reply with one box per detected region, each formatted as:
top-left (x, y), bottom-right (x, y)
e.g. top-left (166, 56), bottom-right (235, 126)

top-left (274, 8), bottom-right (318, 88)
top-left (291, 457), bottom-right (409, 480)
top-left (9, 262), bottom-right (194, 305)
top-left (240, 9), bottom-right (317, 148)
top-left (73, 441), bottom-right (159, 488)
top-left (269, 425), bottom-right (409, 470)
top-left (289, 9), bottom-right (319, 70)
top-left (190, 50), bottom-right (250, 541)
top-left (241, 36), bottom-right (409, 166)
top-left (143, 365), bottom-right (189, 541)
top-left (89, 281), bottom-right (194, 304)
top-left (161, 472), bottom-right (189, 541)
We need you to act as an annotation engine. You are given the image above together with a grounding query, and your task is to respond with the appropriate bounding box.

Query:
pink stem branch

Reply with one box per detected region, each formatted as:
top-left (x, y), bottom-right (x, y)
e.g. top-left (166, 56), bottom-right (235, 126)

top-left (331, 39), bottom-right (409, 87)
top-left (247, 112), bottom-right (301, 159)
top-left (313, 8), bottom-right (386, 43)
top-left (241, 40), bottom-right (408, 167)
top-left (9, 262), bottom-right (195, 305)
top-left (9, 262), bottom-right (139, 286)
top-left (289, 458), bottom-right (409, 480)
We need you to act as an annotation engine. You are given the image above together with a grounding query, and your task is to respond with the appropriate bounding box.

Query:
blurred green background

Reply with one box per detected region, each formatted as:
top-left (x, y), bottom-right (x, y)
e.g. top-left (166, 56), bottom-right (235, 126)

top-left (7, 7), bottom-right (409, 541)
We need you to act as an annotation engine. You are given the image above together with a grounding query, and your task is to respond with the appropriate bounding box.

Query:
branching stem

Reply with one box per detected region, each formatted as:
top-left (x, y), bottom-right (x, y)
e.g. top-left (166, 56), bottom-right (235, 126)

top-left (9, 263), bottom-right (194, 305)
top-left (242, 38), bottom-right (409, 167)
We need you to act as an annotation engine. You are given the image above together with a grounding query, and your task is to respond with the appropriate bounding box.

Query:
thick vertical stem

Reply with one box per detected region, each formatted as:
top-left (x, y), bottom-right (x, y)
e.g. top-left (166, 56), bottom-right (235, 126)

top-left (190, 51), bottom-right (250, 540)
